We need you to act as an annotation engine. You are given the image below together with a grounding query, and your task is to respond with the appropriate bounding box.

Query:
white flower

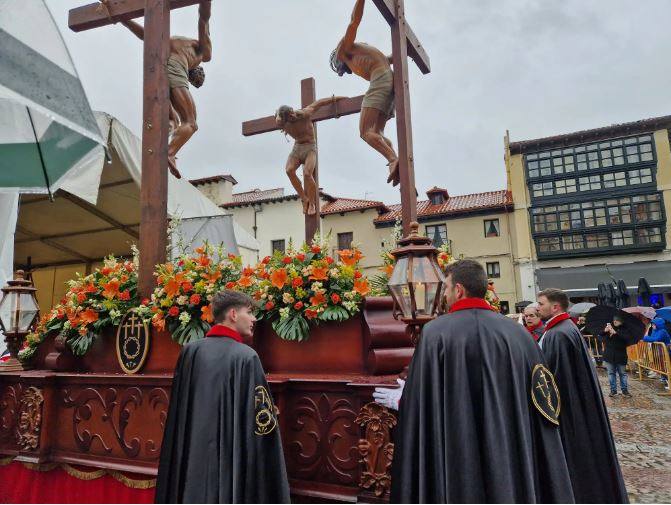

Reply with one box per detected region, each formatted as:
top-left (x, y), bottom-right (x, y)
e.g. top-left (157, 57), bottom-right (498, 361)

top-left (282, 292), bottom-right (295, 304)
top-left (345, 291), bottom-right (355, 300)
top-left (343, 301), bottom-right (357, 312)
top-left (206, 294), bottom-right (214, 302)
top-left (311, 282), bottom-right (323, 292)
top-left (63, 321), bottom-right (71, 330)
top-left (178, 311), bottom-right (191, 326)
top-left (279, 307), bottom-right (290, 319)
top-left (329, 268), bottom-right (339, 278)
top-left (261, 293), bottom-right (268, 299)
top-left (109, 309), bottom-right (121, 320)
top-left (268, 295), bottom-right (274, 301)
top-left (177, 295), bottom-right (188, 306)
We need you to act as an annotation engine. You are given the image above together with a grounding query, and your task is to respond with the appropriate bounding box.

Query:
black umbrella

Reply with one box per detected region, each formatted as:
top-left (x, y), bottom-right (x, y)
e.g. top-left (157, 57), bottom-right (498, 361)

top-left (585, 305), bottom-right (646, 344)
top-left (638, 277), bottom-right (652, 306)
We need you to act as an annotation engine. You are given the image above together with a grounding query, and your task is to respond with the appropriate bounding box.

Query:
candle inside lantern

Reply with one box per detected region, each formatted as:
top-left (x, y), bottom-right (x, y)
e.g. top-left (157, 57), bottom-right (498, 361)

top-left (415, 282), bottom-right (426, 312)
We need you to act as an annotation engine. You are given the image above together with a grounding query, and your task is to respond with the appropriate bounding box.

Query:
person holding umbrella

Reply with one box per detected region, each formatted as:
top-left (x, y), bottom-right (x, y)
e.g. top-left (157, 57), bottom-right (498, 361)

top-left (601, 315), bottom-right (633, 397)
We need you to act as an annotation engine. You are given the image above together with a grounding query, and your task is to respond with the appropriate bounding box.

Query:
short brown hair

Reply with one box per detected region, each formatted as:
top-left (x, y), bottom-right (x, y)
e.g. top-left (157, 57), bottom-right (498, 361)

top-left (211, 290), bottom-right (253, 323)
top-left (538, 288), bottom-right (569, 311)
top-left (445, 259), bottom-right (488, 298)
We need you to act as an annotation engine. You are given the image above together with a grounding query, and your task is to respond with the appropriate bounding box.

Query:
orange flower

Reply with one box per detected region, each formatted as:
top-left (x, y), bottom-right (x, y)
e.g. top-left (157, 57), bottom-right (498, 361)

top-left (310, 266), bottom-right (329, 281)
top-left (305, 309), bottom-right (318, 319)
top-left (238, 276), bottom-right (253, 288)
top-left (79, 308), bottom-right (99, 325)
top-left (353, 278), bottom-right (370, 297)
top-left (270, 268), bottom-right (289, 289)
top-left (102, 279), bottom-right (121, 299)
top-left (76, 292), bottom-right (87, 304)
top-left (84, 283), bottom-right (97, 293)
top-left (195, 246), bottom-right (205, 254)
top-left (382, 264), bottom-right (394, 277)
top-left (152, 313), bottom-right (166, 331)
top-left (201, 304), bottom-right (214, 323)
top-left (310, 292), bottom-right (326, 307)
top-left (120, 274), bottom-right (129, 283)
top-left (202, 270), bottom-right (222, 283)
top-left (243, 267), bottom-right (255, 277)
top-left (198, 255), bottom-right (211, 267)
top-left (163, 272), bottom-right (186, 298)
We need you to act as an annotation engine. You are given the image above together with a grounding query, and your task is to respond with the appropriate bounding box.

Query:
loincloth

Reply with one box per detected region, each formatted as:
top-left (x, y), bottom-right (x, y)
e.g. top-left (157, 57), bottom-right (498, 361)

top-left (289, 142), bottom-right (317, 163)
top-left (166, 56), bottom-right (189, 89)
top-left (362, 69), bottom-right (394, 119)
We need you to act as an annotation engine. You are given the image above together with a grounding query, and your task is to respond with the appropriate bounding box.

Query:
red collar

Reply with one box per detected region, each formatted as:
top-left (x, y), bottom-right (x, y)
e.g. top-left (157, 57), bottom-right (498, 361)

top-left (449, 297), bottom-right (496, 313)
top-left (544, 312), bottom-right (571, 331)
top-left (527, 321), bottom-right (543, 332)
top-left (206, 324), bottom-right (243, 343)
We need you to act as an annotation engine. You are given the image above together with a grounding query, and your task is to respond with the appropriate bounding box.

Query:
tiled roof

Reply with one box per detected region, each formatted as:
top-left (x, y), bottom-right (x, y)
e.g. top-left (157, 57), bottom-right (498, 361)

top-left (220, 188), bottom-right (335, 208)
top-left (508, 114), bottom-right (671, 155)
top-left (189, 174), bottom-right (238, 186)
top-left (374, 190), bottom-right (512, 224)
top-left (320, 198), bottom-right (387, 216)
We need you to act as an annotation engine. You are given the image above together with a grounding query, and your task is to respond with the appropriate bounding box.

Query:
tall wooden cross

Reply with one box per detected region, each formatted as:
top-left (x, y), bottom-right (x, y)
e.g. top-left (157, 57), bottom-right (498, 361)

top-left (242, 79), bottom-right (364, 243)
top-left (68, 0), bottom-right (203, 296)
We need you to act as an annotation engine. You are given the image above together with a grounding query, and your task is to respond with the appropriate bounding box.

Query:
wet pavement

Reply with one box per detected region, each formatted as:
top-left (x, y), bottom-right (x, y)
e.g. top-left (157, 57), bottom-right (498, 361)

top-left (600, 366), bottom-right (671, 503)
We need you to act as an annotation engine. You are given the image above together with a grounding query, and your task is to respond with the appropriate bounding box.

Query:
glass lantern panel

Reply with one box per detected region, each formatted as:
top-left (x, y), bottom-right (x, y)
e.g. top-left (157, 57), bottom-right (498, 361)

top-left (389, 283), bottom-right (413, 319)
top-left (18, 293), bottom-right (39, 331)
top-left (411, 255), bottom-right (445, 284)
top-left (388, 256), bottom-right (409, 287)
top-left (0, 291), bottom-right (18, 331)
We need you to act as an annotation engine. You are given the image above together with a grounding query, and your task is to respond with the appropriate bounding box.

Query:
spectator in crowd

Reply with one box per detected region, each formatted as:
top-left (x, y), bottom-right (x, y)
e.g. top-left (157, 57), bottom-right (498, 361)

top-left (600, 315), bottom-right (632, 398)
top-left (522, 303), bottom-right (545, 342)
top-left (644, 317), bottom-right (671, 345)
top-left (576, 314), bottom-right (589, 334)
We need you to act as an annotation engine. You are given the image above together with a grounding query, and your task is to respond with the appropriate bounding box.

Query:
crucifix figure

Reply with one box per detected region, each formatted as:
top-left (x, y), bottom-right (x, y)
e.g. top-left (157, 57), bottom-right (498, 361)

top-left (106, 0), bottom-right (212, 178)
top-left (275, 95), bottom-right (345, 216)
top-left (331, 0), bottom-right (400, 186)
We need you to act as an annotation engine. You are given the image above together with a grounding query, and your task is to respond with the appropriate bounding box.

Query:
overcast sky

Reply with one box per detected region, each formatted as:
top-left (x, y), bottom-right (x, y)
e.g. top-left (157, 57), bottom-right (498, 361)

top-left (47, 0), bottom-right (671, 204)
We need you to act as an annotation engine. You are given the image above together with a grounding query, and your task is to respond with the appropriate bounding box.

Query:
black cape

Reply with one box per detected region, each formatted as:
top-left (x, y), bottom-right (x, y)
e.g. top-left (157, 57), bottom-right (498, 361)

top-left (155, 337), bottom-right (290, 504)
top-left (391, 308), bottom-right (575, 503)
top-left (540, 318), bottom-right (628, 503)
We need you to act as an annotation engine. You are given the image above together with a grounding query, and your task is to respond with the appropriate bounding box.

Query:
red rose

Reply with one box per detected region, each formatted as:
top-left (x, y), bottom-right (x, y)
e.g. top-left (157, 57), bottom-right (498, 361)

top-left (282, 257), bottom-right (292, 264)
top-left (168, 306), bottom-right (179, 317)
top-left (265, 301), bottom-right (275, 310)
top-left (119, 290), bottom-right (131, 301)
top-left (294, 301), bottom-right (304, 310)
top-left (311, 245), bottom-right (321, 254)
top-left (292, 277), bottom-right (303, 288)
top-left (331, 293), bottom-right (341, 304)
top-left (76, 292), bottom-right (87, 303)
top-left (262, 256), bottom-right (271, 264)
top-left (101, 267), bottom-right (112, 276)
top-left (305, 309), bottom-right (318, 319)
top-left (228, 254), bottom-right (237, 260)
top-left (181, 282), bottom-right (193, 293)
top-left (141, 298), bottom-right (150, 306)
top-left (178, 260), bottom-right (185, 267)
top-left (225, 281), bottom-right (235, 289)
top-left (124, 262), bottom-right (134, 272)
top-left (190, 294), bottom-right (201, 305)
top-left (296, 253), bottom-right (305, 261)
top-left (325, 256), bottom-right (334, 265)
top-left (354, 271), bottom-right (362, 279)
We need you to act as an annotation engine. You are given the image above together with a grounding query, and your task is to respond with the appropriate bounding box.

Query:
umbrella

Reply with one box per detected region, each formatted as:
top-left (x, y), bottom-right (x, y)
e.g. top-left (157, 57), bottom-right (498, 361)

top-left (654, 307), bottom-right (671, 325)
top-left (585, 305), bottom-right (646, 345)
top-left (568, 302), bottom-right (595, 318)
top-left (623, 306), bottom-right (656, 322)
top-left (0, 1), bottom-right (104, 197)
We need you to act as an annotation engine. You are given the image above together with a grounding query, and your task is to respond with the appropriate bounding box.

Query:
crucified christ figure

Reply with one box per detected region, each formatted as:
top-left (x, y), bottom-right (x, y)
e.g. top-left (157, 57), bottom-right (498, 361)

top-left (330, 0), bottom-right (399, 186)
top-left (115, 0), bottom-right (212, 178)
top-left (275, 96), bottom-right (345, 215)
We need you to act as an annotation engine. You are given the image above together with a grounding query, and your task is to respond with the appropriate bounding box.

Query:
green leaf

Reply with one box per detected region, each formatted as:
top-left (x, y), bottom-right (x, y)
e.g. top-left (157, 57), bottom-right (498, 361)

top-left (320, 305), bottom-right (350, 322)
top-left (272, 314), bottom-right (310, 342)
top-left (68, 331), bottom-right (96, 356)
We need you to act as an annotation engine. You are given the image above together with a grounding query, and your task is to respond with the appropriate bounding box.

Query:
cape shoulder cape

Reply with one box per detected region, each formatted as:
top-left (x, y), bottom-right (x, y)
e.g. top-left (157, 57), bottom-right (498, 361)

top-left (155, 338), bottom-right (290, 504)
top-left (391, 309), bottom-right (574, 503)
top-left (541, 319), bottom-right (628, 503)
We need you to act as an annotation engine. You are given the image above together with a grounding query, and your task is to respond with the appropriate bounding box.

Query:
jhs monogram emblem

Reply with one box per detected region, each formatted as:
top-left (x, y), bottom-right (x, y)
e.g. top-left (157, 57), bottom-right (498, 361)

top-left (254, 386), bottom-right (278, 436)
top-left (531, 364), bottom-right (561, 425)
top-left (115, 311), bottom-right (150, 374)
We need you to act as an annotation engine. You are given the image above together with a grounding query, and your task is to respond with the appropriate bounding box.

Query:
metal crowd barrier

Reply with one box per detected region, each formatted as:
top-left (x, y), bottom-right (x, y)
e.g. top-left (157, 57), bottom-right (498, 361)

top-left (627, 341), bottom-right (671, 396)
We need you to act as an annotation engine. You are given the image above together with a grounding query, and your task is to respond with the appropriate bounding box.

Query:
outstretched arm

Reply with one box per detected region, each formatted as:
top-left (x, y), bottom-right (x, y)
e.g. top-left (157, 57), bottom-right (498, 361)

top-left (197, 1), bottom-right (212, 62)
top-left (302, 96), bottom-right (347, 116)
top-left (339, 0), bottom-right (364, 55)
top-left (120, 19), bottom-right (145, 41)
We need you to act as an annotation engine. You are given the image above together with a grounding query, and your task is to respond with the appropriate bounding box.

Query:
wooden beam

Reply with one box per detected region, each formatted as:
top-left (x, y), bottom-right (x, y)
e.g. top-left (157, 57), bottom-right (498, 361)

top-left (15, 224), bottom-right (140, 244)
top-left (59, 191), bottom-right (140, 240)
top-left (138, 0), bottom-right (171, 297)
top-left (17, 255), bottom-right (132, 271)
top-left (302, 78), bottom-right (320, 243)
top-left (371, 0), bottom-right (430, 74)
top-left (15, 226), bottom-right (93, 263)
top-left (68, 0), bottom-right (200, 32)
top-left (242, 95), bottom-right (364, 136)
top-left (99, 178), bottom-right (135, 189)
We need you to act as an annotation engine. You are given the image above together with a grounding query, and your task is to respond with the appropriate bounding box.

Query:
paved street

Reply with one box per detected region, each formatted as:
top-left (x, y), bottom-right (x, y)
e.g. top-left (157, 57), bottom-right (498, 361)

top-left (600, 367), bottom-right (671, 503)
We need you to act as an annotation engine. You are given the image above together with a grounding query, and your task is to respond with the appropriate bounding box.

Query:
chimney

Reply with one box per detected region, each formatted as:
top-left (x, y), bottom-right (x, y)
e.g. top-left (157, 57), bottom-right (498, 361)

top-left (189, 175), bottom-right (238, 205)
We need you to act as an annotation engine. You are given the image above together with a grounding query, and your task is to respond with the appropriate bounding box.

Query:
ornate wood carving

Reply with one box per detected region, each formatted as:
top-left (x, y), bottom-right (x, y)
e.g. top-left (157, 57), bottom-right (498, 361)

top-left (287, 393), bottom-right (360, 485)
top-left (0, 384), bottom-right (22, 443)
top-left (145, 387), bottom-right (170, 457)
top-left (16, 386), bottom-right (44, 450)
top-left (356, 402), bottom-right (397, 497)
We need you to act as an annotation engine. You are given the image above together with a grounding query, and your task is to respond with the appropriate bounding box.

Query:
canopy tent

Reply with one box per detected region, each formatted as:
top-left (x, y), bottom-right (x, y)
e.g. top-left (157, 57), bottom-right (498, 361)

top-left (11, 112), bottom-right (259, 311)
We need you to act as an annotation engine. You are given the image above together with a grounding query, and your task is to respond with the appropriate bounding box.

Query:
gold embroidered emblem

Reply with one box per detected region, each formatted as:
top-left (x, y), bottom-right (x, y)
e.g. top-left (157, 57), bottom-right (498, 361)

top-left (254, 385), bottom-right (278, 436)
top-left (531, 364), bottom-right (561, 425)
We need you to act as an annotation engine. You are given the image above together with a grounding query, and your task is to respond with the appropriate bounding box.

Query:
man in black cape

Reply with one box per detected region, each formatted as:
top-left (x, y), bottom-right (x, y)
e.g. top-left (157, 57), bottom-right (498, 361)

top-left (155, 290), bottom-right (290, 503)
top-left (378, 260), bottom-right (574, 503)
top-left (537, 288), bottom-right (628, 503)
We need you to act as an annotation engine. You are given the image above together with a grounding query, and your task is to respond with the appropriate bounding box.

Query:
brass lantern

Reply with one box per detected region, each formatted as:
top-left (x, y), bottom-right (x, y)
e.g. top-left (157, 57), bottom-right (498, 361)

top-left (0, 270), bottom-right (39, 371)
top-left (388, 222), bottom-right (445, 342)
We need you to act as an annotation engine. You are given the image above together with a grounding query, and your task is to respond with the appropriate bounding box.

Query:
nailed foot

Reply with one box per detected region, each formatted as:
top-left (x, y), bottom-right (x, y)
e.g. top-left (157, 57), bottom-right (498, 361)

top-left (307, 200), bottom-right (317, 216)
top-left (386, 159), bottom-right (400, 186)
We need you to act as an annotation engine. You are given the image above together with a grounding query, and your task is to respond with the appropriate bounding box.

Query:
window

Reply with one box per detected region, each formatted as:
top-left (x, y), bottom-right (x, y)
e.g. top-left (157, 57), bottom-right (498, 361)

top-left (484, 219), bottom-right (500, 237)
top-left (337, 232), bottom-right (353, 251)
top-left (271, 239), bottom-right (285, 254)
top-left (426, 224), bottom-right (448, 246)
top-left (486, 262), bottom-right (501, 278)
top-left (430, 193), bottom-right (445, 205)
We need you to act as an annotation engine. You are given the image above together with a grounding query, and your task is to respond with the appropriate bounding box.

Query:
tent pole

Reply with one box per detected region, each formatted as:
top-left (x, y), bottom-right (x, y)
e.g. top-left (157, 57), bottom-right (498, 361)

top-left (26, 108), bottom-right (53, 202)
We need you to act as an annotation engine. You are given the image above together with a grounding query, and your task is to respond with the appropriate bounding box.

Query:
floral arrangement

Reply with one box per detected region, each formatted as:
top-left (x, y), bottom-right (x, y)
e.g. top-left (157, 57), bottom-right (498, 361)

top-left (140, 244), bottom-right (244, 344)
top-left (19, 256), bottom-right (139, 362)
top-left (250, 238), bottom-right (370, 342)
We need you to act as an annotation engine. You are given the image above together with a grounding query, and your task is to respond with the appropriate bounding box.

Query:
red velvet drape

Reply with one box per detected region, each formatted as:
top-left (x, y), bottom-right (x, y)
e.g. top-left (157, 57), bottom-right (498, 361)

top-left (0, 462), bottom-right (155, 504)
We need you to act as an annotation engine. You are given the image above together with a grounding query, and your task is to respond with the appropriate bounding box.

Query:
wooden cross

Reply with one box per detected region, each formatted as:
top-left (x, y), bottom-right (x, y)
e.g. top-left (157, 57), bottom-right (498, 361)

top-left (68, 0), bottom-right (203, 296)
top-left (242, 79), bottom-right (364, 243)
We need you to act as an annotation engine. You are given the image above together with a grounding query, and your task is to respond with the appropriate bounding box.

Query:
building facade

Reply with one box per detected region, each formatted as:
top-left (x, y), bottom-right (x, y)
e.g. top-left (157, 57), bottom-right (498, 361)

top-left (506, 115), bottom-right (671, 304)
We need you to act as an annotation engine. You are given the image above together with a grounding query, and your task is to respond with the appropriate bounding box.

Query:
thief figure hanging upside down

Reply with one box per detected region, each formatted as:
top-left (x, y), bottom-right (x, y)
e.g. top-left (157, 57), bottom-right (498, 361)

top-left (330, 0), bottom-right (400, 186)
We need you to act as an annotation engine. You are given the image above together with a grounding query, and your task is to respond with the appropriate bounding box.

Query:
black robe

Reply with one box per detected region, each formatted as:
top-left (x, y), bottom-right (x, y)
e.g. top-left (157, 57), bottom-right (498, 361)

top-left (391, 308), bottom-right (575, 503)
top-left (155, 337), bottom-right (290, 504)
top-left (540, 318), bottom-right (628, 503)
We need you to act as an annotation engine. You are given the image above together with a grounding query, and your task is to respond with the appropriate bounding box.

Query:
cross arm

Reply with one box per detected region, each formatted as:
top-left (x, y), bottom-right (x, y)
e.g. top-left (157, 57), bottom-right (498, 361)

top-left (370, 0), bottom-right (430, 74)
top-left (68, 0), bottom-right (202, 32)
top-left (242, 95), bottom-right (364, 136)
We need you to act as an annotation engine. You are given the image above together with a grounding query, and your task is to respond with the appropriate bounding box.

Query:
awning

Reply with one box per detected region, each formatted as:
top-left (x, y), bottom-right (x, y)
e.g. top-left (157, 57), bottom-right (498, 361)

top-left (536, 261), bottom-right (671, 297)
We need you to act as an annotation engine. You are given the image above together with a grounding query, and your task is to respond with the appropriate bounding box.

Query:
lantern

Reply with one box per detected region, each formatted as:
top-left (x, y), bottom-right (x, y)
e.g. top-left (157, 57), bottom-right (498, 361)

top-left (0, 270), bottom-right (39, 371)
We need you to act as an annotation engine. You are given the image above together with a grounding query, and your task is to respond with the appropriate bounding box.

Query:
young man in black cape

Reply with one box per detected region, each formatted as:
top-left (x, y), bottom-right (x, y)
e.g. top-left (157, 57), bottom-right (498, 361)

top-left (378, 260), bottom-right (574, 503)
top-left (155, 290), bottom-right (290, 503)
top-left (537, 288), bottom-right (628, 503)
